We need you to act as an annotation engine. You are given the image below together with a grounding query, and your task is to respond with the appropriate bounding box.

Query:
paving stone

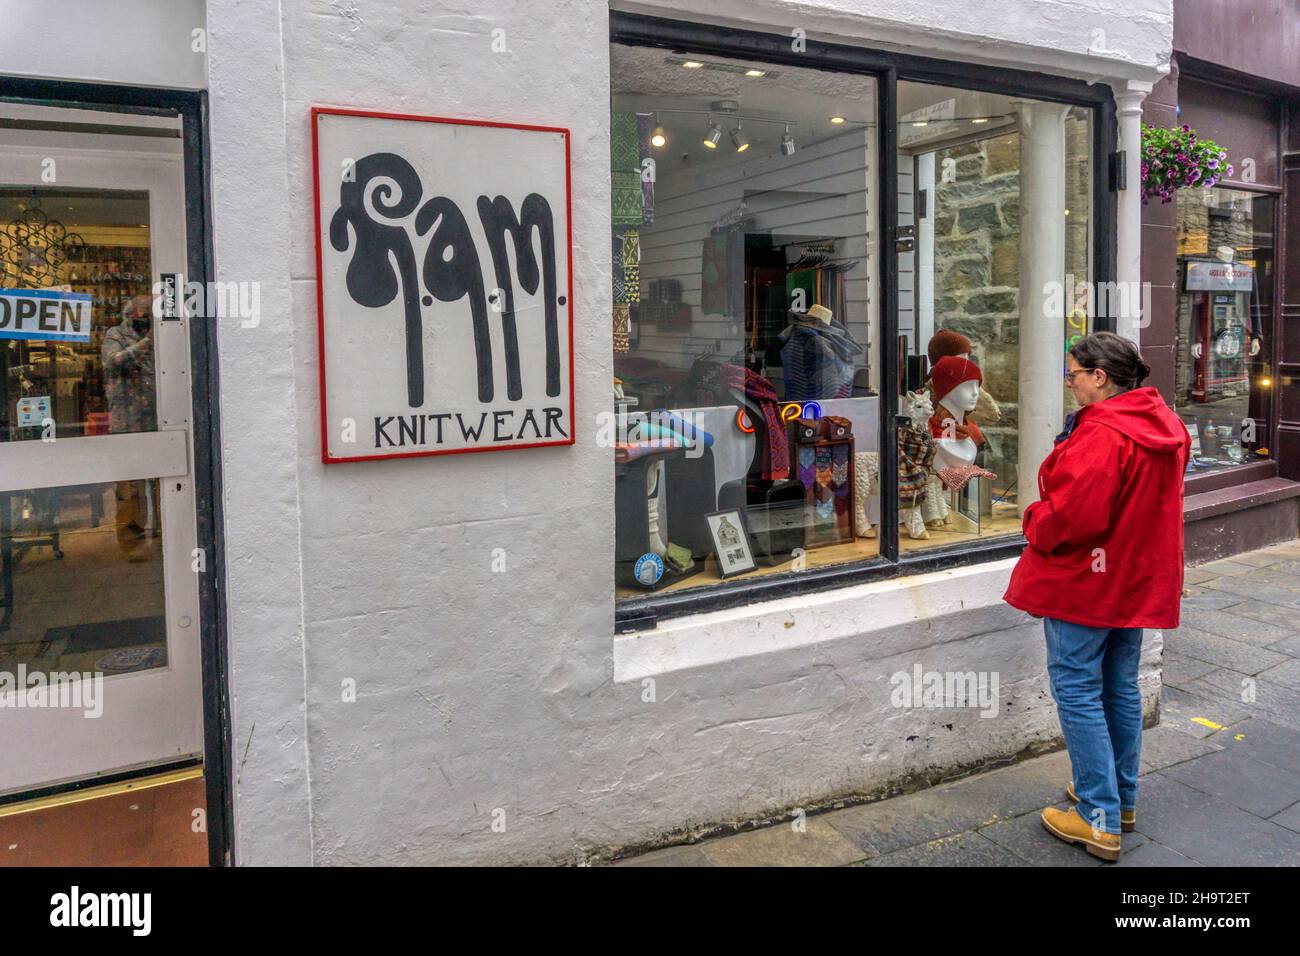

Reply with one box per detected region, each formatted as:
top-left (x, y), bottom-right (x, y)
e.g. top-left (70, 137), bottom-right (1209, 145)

top-left (1215, 718), bottom-right (1300, 776)
top-left (1130, 774), bottom-right (1300, 866)
top-left (936, 750), bottom-right (1075, 822)
top-left (613, 844), bottom-right (714, 866)
top-left (1185, 670), bottom-right (1300, 733)
top-left (1266, 635), bottom-right (1300, 657)
top-left (1239, 567), bottom-right (1300, 590)
top-left (696, 817), bottom-right (867, 867)
top-left (1257, 658), bottom-right (1300, 692)
top-left (1194, 559), bottom-right (1259, 577)
top-left (1139, 722), bottom-right (1224, 773)
top-left (825, 782), bottom-right (1017, 856)
top-left (1269, 802), bottom-right (1300, 834)
top-left (1111, 839), bottom-right (1202, 867)
top-left (1227, 551), bottom-right (1290, 569)
top-left (1222, 601), bottom-right (1300, 632)
top-left (1179, 589), bottom-right (1246, 611)
top-left (978, 807), bottom-right (1148, 866)
top-left (1201, 576), bottom-right (1300, 610)
top-left (1161, 651), bottom-right (1219, 687)
top-left (1159, 684), bottom-right (1255, 737)
top-left (863, 830), bottom-right (1025, 867)
top-left (1178, 608), bottom-right (1294, 647)
top-left (1165, 625), bottom-right (1289, 675)
top-left (1183, 567), bottom-right (1224, 586)
top-left (1159, 748), bottom-right (1300, 818)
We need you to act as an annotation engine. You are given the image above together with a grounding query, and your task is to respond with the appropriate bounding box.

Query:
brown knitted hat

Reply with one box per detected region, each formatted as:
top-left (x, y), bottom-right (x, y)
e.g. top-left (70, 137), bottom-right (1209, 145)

top-left (927, 329), bottom-right (973, 365)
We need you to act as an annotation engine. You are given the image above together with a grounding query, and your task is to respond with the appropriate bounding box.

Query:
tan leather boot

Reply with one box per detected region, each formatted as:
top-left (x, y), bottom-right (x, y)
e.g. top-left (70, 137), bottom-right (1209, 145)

top-left (1041, 806), bottom-right (1121, 861)
top-left (1068, 781), bottom-right (1136, 832)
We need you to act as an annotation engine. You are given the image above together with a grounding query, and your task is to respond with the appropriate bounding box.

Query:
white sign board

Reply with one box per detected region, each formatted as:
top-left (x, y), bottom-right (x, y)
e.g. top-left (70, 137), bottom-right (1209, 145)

top-left (0, 288), bottom-right (93, 342)
top-left (312, 108), bottom-right (574, 463)
top-left (1185, 258), bottom-right (1254, 293)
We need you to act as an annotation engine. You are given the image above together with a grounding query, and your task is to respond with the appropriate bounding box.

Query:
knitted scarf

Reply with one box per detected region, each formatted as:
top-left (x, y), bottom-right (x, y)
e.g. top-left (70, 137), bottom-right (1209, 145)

top-left (719, 364), bottom-right (790, 480)
top-left (928, 409), bottom-right (986, 446)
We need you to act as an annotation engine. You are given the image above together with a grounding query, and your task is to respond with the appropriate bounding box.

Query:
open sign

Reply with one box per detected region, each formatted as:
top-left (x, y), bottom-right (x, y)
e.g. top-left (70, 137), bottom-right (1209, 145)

top-left (735, 401), bottom-right (821, 433)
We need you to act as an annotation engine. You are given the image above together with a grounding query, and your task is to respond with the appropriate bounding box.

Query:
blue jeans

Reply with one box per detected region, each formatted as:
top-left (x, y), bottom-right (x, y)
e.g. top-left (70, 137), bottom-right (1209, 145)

top-left (1043, 617), bottom-right (1144, 835)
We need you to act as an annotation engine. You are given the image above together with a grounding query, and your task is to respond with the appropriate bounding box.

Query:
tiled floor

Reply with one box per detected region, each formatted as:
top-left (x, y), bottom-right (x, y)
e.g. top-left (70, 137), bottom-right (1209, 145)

top-left (614, 538), bottom-right (1300, 866)
top-left (0, 771), bottom-right (208, 867)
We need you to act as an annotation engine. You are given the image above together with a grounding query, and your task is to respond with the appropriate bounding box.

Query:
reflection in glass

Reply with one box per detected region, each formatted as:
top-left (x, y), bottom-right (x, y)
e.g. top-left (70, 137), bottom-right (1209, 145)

top-left (1174, 187), bottom-right (1273, 475)
top-left (1, 188), bottom-right (155, 442)
top-left (0, 480), bottom-right (166, 679)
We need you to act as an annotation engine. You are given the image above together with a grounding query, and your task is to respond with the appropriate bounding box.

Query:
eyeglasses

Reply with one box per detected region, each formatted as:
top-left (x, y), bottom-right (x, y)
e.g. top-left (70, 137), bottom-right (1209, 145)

top-left (1064, 367), bottom-right (1097, 384)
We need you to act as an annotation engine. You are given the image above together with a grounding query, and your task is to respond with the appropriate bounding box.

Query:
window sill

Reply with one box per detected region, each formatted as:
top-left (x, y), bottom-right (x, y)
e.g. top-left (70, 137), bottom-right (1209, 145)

top-left (613, 557), bottom-right (1020, 682)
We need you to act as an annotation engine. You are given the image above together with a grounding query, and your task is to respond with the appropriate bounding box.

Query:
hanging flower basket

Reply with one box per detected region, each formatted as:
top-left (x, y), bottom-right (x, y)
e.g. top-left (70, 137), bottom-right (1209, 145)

top-left (1141, 123), bottom-right (1232, 204)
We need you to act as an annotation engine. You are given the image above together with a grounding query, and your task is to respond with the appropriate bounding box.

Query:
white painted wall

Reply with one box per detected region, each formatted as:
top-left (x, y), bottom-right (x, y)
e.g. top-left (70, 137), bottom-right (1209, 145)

top-left (0, 0), bottom-right (208, 90)
top-left (192, 0), bottom-right (1173, 864)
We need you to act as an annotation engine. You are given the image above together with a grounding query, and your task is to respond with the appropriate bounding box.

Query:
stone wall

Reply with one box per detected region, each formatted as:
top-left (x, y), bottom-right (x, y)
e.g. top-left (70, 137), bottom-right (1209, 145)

top-left (929, 114), bottom-right (1092, 501)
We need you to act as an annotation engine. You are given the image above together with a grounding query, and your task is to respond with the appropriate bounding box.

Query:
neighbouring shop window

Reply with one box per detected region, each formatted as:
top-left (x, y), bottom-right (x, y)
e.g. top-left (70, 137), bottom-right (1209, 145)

top-left (1174, 186), bottom-right (1274, 474)
top-left (610, 42), bottom-right (881, 597)
top-left (895, 80), bottom-right (1093, 552)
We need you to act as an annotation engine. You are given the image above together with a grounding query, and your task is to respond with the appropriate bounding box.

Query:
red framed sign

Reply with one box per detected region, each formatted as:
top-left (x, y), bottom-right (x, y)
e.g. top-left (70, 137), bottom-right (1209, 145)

top-left (311, 106), bottom-right (575, 463)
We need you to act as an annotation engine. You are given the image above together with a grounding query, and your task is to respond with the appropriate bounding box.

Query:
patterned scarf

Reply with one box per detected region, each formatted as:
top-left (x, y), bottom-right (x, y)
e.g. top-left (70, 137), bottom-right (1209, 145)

top-left (718, 364), bottom-right (790, 480)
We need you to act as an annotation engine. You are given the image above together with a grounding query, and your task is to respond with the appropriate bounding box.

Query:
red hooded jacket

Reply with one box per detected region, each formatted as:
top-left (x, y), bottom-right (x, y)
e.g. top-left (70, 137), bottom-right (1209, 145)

top-left (1003, 387), bottom-right (1191, 629)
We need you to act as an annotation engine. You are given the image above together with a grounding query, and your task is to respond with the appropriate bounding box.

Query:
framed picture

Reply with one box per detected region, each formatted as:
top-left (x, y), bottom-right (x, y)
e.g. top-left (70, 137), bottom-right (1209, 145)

top-left (705, 509), bottom-right (758, 579)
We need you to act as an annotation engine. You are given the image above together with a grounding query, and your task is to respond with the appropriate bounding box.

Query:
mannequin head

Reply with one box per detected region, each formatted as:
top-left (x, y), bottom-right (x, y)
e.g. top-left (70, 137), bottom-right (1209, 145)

top-left (938, 378), bottom-right (980, 416)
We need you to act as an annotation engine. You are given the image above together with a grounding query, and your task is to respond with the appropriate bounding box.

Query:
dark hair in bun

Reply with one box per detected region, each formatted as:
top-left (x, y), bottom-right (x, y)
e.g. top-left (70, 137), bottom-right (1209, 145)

top-left (1068, 331), bottom-right (1151, 392)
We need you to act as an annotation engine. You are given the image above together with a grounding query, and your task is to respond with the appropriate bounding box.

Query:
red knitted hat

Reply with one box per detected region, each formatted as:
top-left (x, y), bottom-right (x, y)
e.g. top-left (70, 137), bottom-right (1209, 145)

top-left (927, 329), bottom-right (973, 365)
top-left (930, 355), bottom-right (982, 404)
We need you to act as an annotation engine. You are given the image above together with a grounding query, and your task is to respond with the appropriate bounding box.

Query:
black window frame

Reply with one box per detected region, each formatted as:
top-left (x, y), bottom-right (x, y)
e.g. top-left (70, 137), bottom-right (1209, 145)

top-left (610, 11), bottom-right (1118, 632)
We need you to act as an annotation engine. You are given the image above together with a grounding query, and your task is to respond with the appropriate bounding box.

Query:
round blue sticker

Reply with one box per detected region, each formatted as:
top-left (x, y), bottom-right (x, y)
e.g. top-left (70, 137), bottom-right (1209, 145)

top-left (634, 552), bottom-right (665, 586)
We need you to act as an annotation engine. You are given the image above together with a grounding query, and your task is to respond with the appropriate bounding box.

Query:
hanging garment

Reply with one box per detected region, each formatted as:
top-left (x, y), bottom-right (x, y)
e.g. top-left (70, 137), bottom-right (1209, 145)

top-left (612, 303), bottom-right (631, 353)
top-left (718, 363), bottom-right (790, 481)
top-left (778, 316), bottom-right (864, 402)
top-left (622, 230), bottom-right (641, 303)
top-left (612, 231), bottom-right (628, 303)
top-left (636, 113), bottom-right (654, 224)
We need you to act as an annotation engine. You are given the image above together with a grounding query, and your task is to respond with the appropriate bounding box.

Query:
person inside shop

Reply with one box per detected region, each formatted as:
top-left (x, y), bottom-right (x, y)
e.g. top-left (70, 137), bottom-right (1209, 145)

top-left (1003, 332), bottom-right (1190, 861)
top-left (101, 293), bottom-right (158, 562)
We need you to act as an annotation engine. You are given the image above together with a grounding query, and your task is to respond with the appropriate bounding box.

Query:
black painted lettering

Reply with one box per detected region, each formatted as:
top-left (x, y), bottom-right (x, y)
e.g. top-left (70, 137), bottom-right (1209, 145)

top-left (517, 407), bottom-right (542, 440)
top-left (38, 300), bottom-right (57, 331)
top-left (492, 410), bottom-right (514, 441)
top-left (398, 415), bottom-right (419, 446)
top-left (543, 406), bottom-right (568, 439)
top-left (456, 412), bottom-right (488, 442)
top-left (428, 413), bottom-right (450, 443)
top-left (16, 298), bottom-right (36, 326)
top-left (374, 416), bottom-right (396, 447)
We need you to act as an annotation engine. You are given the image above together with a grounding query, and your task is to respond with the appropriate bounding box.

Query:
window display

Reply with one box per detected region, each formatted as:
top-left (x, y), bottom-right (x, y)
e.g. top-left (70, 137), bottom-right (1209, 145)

top-left (894, 81), bottom-right (1093, 552)
top-left (611, 43), bottom-right (880, 597)
top-left (1174, 187), bottom-right (1274, 475)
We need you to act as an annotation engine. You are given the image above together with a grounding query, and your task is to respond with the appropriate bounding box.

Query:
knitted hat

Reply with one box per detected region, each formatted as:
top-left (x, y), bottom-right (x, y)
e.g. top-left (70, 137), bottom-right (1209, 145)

top-left (927, 329), bottom-right (973, 365)
top-left (930, 354), bottom-right (982, 405)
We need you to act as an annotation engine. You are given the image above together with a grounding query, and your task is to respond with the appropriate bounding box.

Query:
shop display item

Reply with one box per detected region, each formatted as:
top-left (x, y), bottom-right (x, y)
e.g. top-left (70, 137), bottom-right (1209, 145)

top-left (706, 509), bottom-right (758, 579)
top-left (778, 305), bottom-right (864, 402)
top-left (854, 389), bottom-right (935, 539)
top-left (925, 328), bottom-right (1000, 424)
top-left (796, 423), bottom-right (855, 549)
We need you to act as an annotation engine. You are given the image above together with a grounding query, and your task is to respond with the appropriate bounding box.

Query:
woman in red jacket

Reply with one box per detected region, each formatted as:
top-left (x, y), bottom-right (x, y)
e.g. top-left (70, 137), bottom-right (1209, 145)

top-left (1004, 332), bottom-right (1190, 861)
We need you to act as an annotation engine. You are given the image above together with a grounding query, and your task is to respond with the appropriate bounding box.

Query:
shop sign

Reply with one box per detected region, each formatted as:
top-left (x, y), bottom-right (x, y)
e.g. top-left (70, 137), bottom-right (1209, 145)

top-left (312, 107), bottom-right (574, 463)
top-left (1185, 259), bottom-right (1254, 292)
top-left (0, 288), bottom-right (93, 342)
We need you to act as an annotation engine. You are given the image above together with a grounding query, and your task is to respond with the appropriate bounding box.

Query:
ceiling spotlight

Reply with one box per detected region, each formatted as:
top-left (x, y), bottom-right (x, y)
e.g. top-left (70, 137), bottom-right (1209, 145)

top-left (780, 124), bottom-right (796, 156)
top-left (745, 69), bottom-right (766, 77)
top-left (830, 116), bottom-right (846, 125)
top-left (683, 60), bottom-right (704, 69)
top-left (703, 119), bottom-right (722, 149)
top-left (731, 122), bottom-right (750, 152)
top-left (651, 113), bottom-right (667, 149)
top-left (970, 117), bottom-right (989, 124)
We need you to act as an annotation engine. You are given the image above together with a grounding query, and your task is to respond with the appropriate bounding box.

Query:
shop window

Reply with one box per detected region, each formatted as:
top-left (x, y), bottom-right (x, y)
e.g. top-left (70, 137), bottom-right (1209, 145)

top-left (895, 81), bottom-right (1093, 552)
top-left (610, 43), bottom-right (880, 597)
top-left (1174, 187), bottom-right (1274, 474)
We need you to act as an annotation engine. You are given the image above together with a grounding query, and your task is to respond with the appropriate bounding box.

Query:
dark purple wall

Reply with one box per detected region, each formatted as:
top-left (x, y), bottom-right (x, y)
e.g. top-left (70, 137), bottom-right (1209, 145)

top-left (1175, 0), bottom-right (1300, 90)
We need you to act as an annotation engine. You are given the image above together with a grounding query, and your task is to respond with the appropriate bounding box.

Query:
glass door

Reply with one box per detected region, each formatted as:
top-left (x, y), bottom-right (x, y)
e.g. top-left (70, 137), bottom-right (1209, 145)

top-left (0, 109), bottom-right (202, 794)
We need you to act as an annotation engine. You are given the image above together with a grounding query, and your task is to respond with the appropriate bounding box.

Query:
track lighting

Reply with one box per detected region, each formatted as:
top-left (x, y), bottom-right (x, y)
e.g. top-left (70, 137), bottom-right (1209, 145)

top-left (731, 121), bottom-right (749, 152)
top-left (651, 113), bottom-right (666, 149)
top-left (703, 119), bottom-right (722, 148)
